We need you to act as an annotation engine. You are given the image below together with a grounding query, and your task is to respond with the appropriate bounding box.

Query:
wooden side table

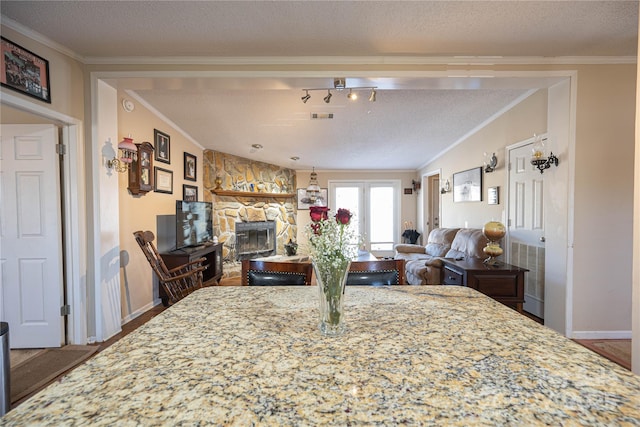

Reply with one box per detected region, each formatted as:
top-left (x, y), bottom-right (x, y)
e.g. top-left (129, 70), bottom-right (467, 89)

top-left (441, 258), bottom-right (528, 313)
top-left (160, 243), bottom-right (223, 305)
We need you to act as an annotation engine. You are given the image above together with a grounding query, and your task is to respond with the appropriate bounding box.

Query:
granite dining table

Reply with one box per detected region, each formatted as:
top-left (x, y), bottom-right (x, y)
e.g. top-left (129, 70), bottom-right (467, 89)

top-left (2, 285), bottom-right (640, 425)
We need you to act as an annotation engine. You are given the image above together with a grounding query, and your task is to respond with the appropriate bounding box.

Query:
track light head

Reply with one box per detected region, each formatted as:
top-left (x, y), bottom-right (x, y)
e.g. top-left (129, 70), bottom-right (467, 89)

top-left (369, 89), bottom-right (377, 102)
top-left (301, 90), bottom-right (311, 103)
top-left (347, 89), bottom-right (357, 101)
top-left (324, 90), bottom-right (332, 103)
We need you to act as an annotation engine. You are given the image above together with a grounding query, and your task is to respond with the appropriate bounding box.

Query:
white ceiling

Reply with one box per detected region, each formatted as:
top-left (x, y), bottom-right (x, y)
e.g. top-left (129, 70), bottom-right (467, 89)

top-left (1, 1), bottom-right (637, 170)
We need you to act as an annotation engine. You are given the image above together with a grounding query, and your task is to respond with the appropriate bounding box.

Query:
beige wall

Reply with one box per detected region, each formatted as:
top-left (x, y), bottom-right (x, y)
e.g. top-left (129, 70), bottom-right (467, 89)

top-left (295, 170), bottom-right (418, 252)
top-left (117, 92), bottom-right (204, 320)
top-left (427, 90), bottom-right (548, 230)
top-left (0, 26), bottom-right (85, 120)
top-left (419, 64), bottom-right (637, 337)
top-left (571, 65), bottom-right (636, 334)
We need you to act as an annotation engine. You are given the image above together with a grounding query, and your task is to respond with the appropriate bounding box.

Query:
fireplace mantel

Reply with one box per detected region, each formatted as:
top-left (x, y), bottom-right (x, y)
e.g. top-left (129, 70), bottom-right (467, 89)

top-left (211, 189), bottom-right (295, 199)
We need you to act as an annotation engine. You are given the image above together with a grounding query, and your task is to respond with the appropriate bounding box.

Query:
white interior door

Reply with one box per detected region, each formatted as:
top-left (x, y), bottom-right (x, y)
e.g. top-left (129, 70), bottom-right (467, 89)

top-left (508, 142), bottom-right (546, 319)
top-left (0, 124), bottom-right (64, 348)
top-left (429, 175), bottom-right (440, 233)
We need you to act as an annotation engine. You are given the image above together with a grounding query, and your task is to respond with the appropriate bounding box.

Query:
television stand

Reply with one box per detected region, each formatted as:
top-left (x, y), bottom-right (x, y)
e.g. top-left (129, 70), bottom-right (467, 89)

top-left (160, 243), bottom-right (223, 306)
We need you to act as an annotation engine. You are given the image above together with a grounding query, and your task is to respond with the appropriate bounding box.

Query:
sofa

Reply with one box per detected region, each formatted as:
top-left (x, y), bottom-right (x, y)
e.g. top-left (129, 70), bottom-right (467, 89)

top-left (394, 228), bottom-right (489, 285)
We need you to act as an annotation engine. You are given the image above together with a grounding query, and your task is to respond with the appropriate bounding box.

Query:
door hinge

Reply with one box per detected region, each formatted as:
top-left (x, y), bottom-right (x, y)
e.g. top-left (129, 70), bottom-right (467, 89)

top-left (60, 305), bottom-right (71, 316)
top-left (507, 219), bottom-right (512, 227)
top-left (56, 144), bottom-right (66, 155)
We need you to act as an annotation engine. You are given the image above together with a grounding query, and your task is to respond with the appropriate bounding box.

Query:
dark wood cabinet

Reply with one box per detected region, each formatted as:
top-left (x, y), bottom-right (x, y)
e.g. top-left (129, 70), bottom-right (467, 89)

top-left (441, 258), bottom-right (527, 313)
top-left (160, 243), bottom-right (223, 305)
top-left (128, 141), bottom-right (154, 195)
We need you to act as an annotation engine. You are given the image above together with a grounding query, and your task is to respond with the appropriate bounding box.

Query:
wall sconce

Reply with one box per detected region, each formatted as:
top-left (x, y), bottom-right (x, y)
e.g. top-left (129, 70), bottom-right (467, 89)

top-left (484, 152), bottom-right (498, 173)
top-left (530, 134), bottom-right (559, 174)
top-left (412, 179), bottom-right (421, 192)
top-left (107, 136), bottom-right (137, 173)
top-left (440, 179), bottom-right (451, 194)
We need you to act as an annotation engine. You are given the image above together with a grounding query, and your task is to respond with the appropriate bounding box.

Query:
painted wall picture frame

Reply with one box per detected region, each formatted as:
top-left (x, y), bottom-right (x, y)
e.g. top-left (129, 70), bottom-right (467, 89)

top-left (154, 129), bottom-right (170, 164)
top-left (296, 188), bottom-right (328, 210)
top-left (154, 167), bottom-right (173, 194)
top-left (184, 152), bottom-right (197, 181)
top-left (453, 166), bottom-right (483, 202)
top-left (488, 186), bottom-right (499, 205)
top-left (1, 36), bottom-right (51, 103)
top-left (183, 184), bottom-right (198, 201)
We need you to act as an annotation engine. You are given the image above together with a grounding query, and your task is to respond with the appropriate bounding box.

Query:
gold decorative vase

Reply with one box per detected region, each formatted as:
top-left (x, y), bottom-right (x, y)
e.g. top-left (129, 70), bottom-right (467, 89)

top-left (482, 221), bottom-right (506, 265)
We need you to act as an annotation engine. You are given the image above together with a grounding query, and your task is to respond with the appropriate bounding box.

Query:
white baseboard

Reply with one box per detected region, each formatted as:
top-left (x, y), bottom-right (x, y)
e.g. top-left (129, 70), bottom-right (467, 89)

top-left (120, 300), bottom-right (157, 325)
top-left (571, 330), bottom-right (632, 340)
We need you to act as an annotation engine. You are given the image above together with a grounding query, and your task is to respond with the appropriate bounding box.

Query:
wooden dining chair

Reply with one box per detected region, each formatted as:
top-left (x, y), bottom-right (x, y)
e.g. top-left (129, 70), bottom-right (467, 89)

top-left (347, 259), bottom-right (406, 286)
top-left (133, 230), bottom-right (207, 305)
top-left (242, 259), bottom-right (313, 286)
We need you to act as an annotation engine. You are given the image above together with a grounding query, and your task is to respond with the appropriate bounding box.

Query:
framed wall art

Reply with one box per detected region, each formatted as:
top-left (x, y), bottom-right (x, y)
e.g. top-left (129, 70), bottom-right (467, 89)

top-left (154, 129), bottom-right (170, 164)
top-left (154, 167), bottom-right (173, 194)
top-left (1, 36), bottom-right (51, 103)
top-left (183, 184), bottom-right (198, 201)
top-left (184, 152), bottom-right (197, 181)
top-left (453, 167), bottom-right (482, 203)
top-left (296, 188), bottom-right (328, 210)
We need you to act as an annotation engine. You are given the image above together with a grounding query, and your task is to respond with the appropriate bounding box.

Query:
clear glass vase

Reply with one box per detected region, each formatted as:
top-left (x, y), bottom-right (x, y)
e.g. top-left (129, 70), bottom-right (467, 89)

top-left (313, 259), bottom-right (351, 336)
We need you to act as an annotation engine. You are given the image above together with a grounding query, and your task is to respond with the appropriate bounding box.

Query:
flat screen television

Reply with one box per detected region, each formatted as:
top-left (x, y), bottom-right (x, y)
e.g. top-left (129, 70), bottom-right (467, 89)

top-left (175, 200), bottom-right (213, 249)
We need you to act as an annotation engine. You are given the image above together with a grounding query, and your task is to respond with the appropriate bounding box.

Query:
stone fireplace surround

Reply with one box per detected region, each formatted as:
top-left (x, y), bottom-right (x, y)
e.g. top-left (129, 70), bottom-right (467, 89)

top-left (203, 150), bottom-right (297, 278)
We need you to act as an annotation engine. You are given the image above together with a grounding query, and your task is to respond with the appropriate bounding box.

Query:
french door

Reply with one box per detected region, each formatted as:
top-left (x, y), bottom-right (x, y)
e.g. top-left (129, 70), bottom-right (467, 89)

top-left (328, 180), bottom-right (400, 258)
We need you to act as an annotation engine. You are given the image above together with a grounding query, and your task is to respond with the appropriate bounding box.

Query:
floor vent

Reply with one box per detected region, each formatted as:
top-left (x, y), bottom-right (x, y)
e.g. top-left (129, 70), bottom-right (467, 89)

top-left (310, 113), bottom-right (334, 119)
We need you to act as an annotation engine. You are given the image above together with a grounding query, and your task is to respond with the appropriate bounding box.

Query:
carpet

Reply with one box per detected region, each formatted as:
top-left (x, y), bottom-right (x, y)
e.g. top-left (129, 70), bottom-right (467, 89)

top-left (10, 345), bottom-right (98, 404)
top-left (578, 339), bottom-right (631, 370)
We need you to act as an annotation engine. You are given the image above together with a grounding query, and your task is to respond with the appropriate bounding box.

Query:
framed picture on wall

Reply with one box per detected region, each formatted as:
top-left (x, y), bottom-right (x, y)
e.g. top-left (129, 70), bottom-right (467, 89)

top-left (154, 129), bottom-right (170, 164)
top-left (1, 36), bottom-right (51, 103)
top-left (184, 152), bottom-right (197, 181)
top-left (154, 167), bottom-right (173, 194)
top-left (183, 184), bottom-right (198, 201)
top-left (297, 188), bottom-right (328, 210)
top-left (453, 167), bottom-right (482, 202)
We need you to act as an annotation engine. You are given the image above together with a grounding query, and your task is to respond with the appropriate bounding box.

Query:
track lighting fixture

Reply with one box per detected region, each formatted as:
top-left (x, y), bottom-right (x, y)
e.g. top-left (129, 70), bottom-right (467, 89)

top-left (300, 78), bottom-right (378, 103)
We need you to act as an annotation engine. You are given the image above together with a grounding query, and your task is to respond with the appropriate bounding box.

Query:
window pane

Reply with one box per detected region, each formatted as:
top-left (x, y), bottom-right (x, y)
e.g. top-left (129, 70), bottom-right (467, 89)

top-left (335, 186), bottom-right (360, 244)
top-left (370, 187), bottom-right (393, 245)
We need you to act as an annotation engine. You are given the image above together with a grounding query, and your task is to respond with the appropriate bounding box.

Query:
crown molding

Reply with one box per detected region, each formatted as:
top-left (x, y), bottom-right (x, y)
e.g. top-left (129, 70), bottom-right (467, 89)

top-left (84, 55), bottom-right (637, 66)
top-left (0, 15), bottom-right (84, 62)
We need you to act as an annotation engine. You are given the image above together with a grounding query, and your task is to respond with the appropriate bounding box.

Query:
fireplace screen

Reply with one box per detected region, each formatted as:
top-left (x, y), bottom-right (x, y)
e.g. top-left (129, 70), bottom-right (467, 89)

top-left (235, 221), bottom-right (277, 260)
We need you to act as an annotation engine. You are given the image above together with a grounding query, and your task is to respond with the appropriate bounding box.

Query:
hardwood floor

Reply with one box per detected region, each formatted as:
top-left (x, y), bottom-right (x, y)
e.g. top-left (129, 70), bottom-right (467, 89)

top-left (10, 304), bottom-right (167, 407)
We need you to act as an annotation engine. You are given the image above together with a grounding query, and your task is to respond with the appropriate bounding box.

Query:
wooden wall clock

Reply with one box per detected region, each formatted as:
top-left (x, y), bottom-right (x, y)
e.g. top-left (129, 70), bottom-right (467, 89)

top-left (128, 141), bottom-right (154, 195)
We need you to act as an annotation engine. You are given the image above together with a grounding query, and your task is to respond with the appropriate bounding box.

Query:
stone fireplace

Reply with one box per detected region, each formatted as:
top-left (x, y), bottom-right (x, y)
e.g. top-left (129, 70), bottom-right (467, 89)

top-left (203, 150), bottom-right (297, 278)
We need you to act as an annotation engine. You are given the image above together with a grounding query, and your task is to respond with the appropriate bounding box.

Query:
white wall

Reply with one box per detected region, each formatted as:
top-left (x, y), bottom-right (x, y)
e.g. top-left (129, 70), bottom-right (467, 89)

top-left (544, 79), bottom-right (572, 334)
top-left (94, 80), bottom-right (122, 341)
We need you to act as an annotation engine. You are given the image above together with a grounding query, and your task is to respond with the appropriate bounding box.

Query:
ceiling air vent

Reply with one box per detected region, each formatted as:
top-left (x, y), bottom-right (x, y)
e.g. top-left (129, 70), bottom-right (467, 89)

top-left (310, 113), bottom-right (334, 120)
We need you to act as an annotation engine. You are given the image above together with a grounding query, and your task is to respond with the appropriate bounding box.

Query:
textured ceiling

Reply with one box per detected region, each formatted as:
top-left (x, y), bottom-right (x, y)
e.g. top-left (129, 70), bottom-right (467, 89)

top-left (1, 1), bottom-right (637, 170)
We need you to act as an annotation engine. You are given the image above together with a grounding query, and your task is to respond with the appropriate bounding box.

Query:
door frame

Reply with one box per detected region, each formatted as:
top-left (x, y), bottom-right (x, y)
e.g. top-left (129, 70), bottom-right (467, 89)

top-left (1, 91), bottom-right (87, 345)
top-left (421, 169), bottom-right (442, 239)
